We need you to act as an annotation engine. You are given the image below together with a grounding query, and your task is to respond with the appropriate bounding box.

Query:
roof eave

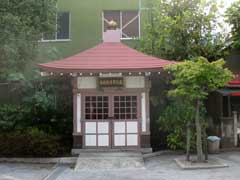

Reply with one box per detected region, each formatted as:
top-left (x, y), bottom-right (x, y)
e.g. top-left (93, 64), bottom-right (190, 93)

top-left (38, 65), bottom-right (167, 74)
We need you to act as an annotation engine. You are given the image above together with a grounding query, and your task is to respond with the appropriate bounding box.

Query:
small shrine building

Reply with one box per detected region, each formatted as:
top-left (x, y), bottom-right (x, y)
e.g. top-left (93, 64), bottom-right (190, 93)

top-left (38, 22), bottom-right (174, 152)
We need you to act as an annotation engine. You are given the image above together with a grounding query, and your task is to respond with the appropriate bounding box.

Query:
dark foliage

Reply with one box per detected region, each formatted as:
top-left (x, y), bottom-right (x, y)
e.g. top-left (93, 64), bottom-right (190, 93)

top-left (0, 128), bottom-right (70, 157)
top-left (0, 78), bottom-right (73, 157)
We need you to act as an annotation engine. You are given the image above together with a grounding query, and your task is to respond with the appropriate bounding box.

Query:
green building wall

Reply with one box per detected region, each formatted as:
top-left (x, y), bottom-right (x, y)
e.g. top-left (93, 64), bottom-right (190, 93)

top-left (37, 0), bottom-right (153, 63)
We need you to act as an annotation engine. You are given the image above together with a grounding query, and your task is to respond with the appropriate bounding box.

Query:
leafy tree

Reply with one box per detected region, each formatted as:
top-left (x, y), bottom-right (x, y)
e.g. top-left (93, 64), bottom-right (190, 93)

top-left (140, 0), bottom-right (226, 61)
top-left (0, 0), bottom-right (57, 80)
top-left (165, 57), bottom-right (233, 162)
top-left (159, 98), bottom-right (207, 161)
top-left (159, 99), bottom-right (195, 159)
top-left (225, 0), bottom-right (240, 49)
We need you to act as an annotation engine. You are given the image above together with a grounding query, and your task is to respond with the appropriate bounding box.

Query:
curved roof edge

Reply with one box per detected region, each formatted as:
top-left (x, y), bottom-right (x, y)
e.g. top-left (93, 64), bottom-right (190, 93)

top-left (38, 42), bottom-right (176, 73)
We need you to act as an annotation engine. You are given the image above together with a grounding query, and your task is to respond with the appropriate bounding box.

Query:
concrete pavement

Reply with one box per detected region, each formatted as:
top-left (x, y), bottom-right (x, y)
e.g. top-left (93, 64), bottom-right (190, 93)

top-left (1, 151), bottom-right (240, 180)
top-left (57, 151), bottom-right (240, 180)
top-left (75, 152), bottom-right (144, 170)
top-left (0, 163), bottom-right (54, 180)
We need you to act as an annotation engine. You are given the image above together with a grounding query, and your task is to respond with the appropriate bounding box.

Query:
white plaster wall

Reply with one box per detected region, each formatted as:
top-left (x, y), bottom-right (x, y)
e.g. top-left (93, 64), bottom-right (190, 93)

top-left (127, 122), bottom-right (138, 133)
top-left (127, 134), bottom-right (138, 146)
top-left (85, 122), bottom-right (97, 133)
top-left (98, 135), bottom-right (109, 146)
top-left (98, 122), bottom-right (109, 134)
top-left (77, 77), bottom-right (97, 89)
top-left (141, 92), bottom-right (147, 132)
top-left (85, 135), bottom-right (96, 146)
top-left (114, 122), bottom-right (125, 133)
top-left (76, 93), bottom-right (81, 133)
top-left (103, 29), bottom-right (121, 42)
top-left (114, 135), bottom-right (125, 146)
top-left (125, 76), bottom-right (145, 88)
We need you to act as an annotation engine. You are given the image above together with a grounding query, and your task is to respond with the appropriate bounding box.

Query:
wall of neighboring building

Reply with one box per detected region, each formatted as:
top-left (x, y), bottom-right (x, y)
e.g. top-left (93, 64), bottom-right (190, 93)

top-left (23, 0), bottom-right (153, 78)
top-left (37, 0), bottom-right (152, 62)
top-left (225, 49), bottom-right (240, 74)
top-left (206, 48), bottom-right (240, 148)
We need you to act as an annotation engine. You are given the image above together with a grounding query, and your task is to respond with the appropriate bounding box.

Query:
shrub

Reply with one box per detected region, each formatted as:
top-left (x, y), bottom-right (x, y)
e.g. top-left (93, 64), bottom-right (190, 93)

top-left (0, 90), bottom-right (73, 136)
top-left (158, 99), bottom-right (196, 150)
top-left (0, 128), bottom-right (68, 157)
top-left (0, 104), bottom-right (30, 131)
top-left (0, 79), bottom-right (73, 157)
top-left (158, 99), bottom-right (207, 151)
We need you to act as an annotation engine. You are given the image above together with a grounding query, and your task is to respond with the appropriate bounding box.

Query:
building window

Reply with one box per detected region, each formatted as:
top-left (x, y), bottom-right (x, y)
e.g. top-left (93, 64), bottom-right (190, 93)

top-left (114, 96), bottom-right (138, 119)
top-left (103, 10), bottom-right (140, 39)
top-left (42, 12), bottom-right (70, 41)
top-left (85, 96), bottom-right (109, 120)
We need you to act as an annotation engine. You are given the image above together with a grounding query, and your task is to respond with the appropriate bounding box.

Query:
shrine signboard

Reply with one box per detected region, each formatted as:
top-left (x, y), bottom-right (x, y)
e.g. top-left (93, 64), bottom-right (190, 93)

top-left (98, 77), bottom-right (124, 88)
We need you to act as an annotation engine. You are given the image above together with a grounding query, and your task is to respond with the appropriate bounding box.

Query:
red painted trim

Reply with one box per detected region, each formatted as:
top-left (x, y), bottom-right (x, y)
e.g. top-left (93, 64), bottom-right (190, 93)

top-left (228, 80), bottom-right (240, 85)
top-left (231, 92), bottom-right (240, 96)
top-left (228, 74), bottom-right (240, 85)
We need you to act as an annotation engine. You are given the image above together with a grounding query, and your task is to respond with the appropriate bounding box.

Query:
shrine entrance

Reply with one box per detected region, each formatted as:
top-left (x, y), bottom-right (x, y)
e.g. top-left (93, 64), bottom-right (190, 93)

top-left (82, 94), bottom-right (140, 148)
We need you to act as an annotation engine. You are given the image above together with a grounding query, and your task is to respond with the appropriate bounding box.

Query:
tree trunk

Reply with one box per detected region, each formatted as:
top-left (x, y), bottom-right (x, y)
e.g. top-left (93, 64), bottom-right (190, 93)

top-left (195, 100), bottom-right (204, 162)
top-left (186, 121), bottom-right (191, 161)
top-left (203, 126), bottom-right (208, 161)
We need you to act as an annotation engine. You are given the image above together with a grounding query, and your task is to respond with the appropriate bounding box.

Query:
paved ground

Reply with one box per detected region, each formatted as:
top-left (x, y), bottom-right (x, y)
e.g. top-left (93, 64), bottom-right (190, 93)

top-left (0, 163), bottom-right (55, 180)
top-left (57, 151), bottom-right (240, 180)
top-left (1, 151), bottom-right (240, 180)
top-left (75, 152), bottom-right (144, 170)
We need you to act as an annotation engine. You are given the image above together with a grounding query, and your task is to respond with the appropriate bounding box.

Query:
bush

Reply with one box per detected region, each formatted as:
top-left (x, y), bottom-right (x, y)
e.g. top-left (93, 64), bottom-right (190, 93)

top-left (158, 99), bottom-right (207, 151)
top-left (0, 104), bottom-right (30, 131)
top-left (0, 128), bottom-right (68, 157)
top-left (158, 99), bottom-right (196, 150)
top-left (0, 79), bottom-right (73, 157)
top-left (0, 90), bottom-right (73, 136)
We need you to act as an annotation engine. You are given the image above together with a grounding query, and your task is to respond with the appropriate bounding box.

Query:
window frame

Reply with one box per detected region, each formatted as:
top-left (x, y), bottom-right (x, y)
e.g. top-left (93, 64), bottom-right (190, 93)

top-left (113, 95), bottom-right (138, 120)
top-left (84, 95), bottom-right (110, 120)
top-left (40, 11), bottom-right (71, 42)
top-left (102, 10), bottom-right (141, 40)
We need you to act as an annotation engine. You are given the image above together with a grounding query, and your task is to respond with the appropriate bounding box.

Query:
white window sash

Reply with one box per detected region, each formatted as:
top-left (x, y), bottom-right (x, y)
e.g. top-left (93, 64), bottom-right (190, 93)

top-left (41, 12), bottom-right (70, 42)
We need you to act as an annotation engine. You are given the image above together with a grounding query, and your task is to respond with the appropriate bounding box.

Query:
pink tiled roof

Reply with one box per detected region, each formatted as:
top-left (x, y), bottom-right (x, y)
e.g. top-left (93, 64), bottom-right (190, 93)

top-left (38, 42), bottom-right (175, 73)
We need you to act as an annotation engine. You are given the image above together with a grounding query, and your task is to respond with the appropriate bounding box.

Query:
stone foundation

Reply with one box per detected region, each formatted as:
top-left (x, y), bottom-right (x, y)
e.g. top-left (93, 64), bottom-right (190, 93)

top-left (72, 134), bottom-right (152, 151)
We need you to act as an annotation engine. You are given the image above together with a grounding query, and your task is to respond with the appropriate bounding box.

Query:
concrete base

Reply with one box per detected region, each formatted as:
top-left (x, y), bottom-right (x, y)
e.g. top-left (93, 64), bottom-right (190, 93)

top-left (75, 152), bottom-right (145, 170)
top-left (175, 157), bottom-right (229, 170)
top-left (220, 147), bottom-right (240, 152)
top-left (72, 148), bottom-right (152, 155)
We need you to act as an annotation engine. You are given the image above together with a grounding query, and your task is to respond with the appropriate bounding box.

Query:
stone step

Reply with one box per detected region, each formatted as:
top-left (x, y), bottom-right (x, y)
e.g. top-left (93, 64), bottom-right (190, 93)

top-left (72, 148), bottom-right (152, 155)
top-left (75, 152), bottom-right (145, 170)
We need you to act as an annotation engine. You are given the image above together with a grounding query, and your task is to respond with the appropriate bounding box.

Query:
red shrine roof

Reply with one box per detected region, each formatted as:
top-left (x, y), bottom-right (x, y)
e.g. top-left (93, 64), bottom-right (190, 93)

top-left (38, 42), bottom-right (175, 73)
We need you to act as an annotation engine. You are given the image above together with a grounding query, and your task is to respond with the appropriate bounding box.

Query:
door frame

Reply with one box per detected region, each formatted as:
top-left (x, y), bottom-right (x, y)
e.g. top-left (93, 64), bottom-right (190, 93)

top-left (81, 92), bottom-right (141, 149)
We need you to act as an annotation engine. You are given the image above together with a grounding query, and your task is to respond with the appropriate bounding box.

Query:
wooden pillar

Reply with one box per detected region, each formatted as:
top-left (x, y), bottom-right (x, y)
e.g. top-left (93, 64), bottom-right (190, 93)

top-left (72, 77), bottom-right (83, 149)
top-left (233, 111), bottom-right (238, 147)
